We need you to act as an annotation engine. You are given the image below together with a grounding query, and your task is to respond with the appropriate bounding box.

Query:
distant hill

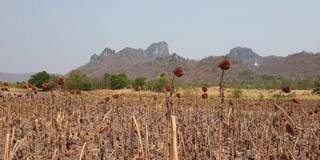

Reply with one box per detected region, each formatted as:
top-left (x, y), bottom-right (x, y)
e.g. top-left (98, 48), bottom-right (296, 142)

top-left (0, 72), bottom-right (32, 83)
top-left (74, 41), bottom-right (320, 84)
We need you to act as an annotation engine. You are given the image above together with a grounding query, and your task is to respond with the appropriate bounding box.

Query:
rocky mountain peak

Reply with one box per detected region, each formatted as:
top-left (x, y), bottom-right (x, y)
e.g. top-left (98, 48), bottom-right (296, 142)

top-left (292, 50), bottom-right (314, 56)
top-left (228, 47), bottom-right (262, 66)
top-left (89, 47), bottom-right (116, 64)
top-left (100, 47), bottom-right (116, 56)
top-left (90, 54), bottom-right (99, 64)
top-left (145, 41), bottom-right (170, 57)
top-left (118, 47), bottom-right (144, 56)
top-left (229, 47), bottom-right (261, 60)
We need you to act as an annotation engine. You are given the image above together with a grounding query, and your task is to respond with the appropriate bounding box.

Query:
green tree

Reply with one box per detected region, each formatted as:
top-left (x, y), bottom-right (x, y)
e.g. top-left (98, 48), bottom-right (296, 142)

top-left (66, 70), bottom-right (93, 91)
top-left (145, 74), bottom-right (169, 92)
top-left (109, 73), bottom-right (130, 90)
top-left (28, 71), bottom-right (50, 88)
top-left (103, 73), bottom-right (112, 89)
top-left (132, 77), bottom-right (147, 88)
top-left (91, 73), bottom-right (112, 89)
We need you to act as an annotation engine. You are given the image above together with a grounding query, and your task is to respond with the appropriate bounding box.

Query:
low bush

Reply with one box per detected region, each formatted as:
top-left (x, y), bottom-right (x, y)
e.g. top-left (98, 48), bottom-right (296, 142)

top-left (66, 70), bottom-right (93, 91)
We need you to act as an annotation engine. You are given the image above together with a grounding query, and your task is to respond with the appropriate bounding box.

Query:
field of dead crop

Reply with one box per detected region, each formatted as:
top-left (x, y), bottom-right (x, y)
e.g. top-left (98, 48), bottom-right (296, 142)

top-left (0, 62), bottom-right (319, 160)
top-left (0, 89), bottom-right (319, 160)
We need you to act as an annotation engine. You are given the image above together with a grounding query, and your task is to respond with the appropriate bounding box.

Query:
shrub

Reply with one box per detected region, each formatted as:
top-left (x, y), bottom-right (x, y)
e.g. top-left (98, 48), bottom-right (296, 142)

top-left (66, 70), bottom-right (93, 91)
top-left (231, 88), bottom-right (243, 98)
top-left (48, 75), bottom-right (60, 89)
top-left (91, 73), bottom-right (112, 89)
top-left (14, 81), bottom-right (27, 89)
top-left (312, 79), bottom-right (320, 95)
top-left (109, 73), bottom-right (130, 90)
top-left (28, 71), bottom-right (50, 88)
top-left (312, 87), bottom-right (320, 95)
top-left (145, 75), bottom-right (169, 92)
top-left (132, 77), bottom-right (147, 89)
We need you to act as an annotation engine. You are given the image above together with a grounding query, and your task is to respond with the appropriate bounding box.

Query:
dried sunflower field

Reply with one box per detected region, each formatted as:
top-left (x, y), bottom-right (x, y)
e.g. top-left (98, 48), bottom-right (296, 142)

top-left (0, 62), bottom-right (319, 160)
top-left (0, 90), bottom-right (319, 160)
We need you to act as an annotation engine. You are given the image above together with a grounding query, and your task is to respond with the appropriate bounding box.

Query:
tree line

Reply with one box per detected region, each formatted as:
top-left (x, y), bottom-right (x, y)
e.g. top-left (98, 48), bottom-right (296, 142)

top-left (18, 70), bottom-right (171, 92)
top-left (6, 70), bottom-right (320, 95)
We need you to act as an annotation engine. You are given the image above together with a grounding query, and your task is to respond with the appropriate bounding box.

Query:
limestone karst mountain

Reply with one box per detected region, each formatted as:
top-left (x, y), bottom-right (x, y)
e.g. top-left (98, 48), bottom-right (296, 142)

top-left (75, 42), bottom-right (320, 84)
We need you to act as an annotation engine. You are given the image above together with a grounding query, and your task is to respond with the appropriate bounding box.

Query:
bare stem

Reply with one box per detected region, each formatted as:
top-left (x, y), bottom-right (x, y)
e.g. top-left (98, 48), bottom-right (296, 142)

top-left (217, 69), bottom-right (225, 160)
top-left (79, 142), bottom-right (87, 160)
top-left (170, 116), bottom-right (178, 160)
top-left (132, 116), bottom-right (144, 152)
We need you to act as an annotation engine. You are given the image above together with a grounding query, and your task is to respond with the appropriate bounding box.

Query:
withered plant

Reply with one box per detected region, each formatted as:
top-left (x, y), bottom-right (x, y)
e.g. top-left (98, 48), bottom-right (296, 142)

top-left (217, 59), bottom-right (231, 160)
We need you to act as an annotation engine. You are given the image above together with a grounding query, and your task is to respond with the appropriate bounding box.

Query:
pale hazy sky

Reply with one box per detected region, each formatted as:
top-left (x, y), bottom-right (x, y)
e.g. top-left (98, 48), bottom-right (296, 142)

top-left (0, 0), bottom-right (319, 74)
